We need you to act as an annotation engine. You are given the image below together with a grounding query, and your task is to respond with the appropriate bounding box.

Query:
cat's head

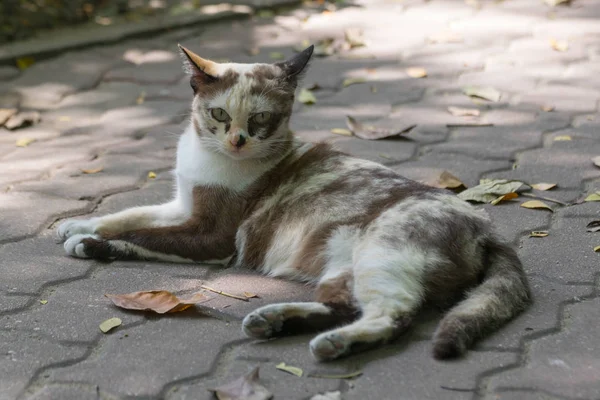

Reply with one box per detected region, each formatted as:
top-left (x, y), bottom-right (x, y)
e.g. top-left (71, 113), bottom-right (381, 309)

top-left (179, 44), bottom-right (313, 160)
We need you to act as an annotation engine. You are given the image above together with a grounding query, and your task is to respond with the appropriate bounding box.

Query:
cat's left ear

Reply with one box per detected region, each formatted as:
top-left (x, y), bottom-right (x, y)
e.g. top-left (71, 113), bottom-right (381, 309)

top-left (276, 45), bottom-right (314, 80)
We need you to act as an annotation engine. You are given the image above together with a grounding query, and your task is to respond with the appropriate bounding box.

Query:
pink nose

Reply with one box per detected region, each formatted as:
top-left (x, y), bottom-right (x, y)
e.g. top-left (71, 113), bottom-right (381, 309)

top-left (230, 133), bottom-right (247, 148)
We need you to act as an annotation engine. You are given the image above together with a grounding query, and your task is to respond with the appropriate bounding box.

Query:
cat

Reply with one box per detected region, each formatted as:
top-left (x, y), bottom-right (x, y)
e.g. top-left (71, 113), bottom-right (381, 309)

top-left (57, 44), bottom-right (531, 361)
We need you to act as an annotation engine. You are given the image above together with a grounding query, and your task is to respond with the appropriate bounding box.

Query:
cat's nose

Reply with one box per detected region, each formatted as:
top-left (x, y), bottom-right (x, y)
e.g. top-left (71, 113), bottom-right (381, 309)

top-left (230, 133), bottom-right (247, 148)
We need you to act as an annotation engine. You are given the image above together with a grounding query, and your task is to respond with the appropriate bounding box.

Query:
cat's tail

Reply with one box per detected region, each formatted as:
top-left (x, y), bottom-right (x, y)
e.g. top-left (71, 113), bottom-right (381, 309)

top-left (432, 239), bottom-right (531, 359)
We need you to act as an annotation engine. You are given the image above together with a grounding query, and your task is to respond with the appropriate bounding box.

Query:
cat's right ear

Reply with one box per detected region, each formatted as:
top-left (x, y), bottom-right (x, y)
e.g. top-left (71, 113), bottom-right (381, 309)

top-left (178, 44), bottom-right (218, 92)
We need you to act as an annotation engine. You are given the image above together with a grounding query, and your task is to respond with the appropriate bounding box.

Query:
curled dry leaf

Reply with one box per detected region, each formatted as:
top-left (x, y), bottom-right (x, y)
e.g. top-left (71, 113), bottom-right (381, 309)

top-left (148, 171), bottom-right (157, 179)
top-left (592, 156), bottom-right (600, 168)
top-left (429, 171), bottom-right (466, 192)
top-left (541, 105), bottom-right (555, 112)
top-left (531, 183), bottom-right (557, 191)
top-left (345, 116), bottom-right (415, 140)
top-left (544, 0), bottom-right (570, 7)
top-left (585, 192), bottom-right (600, 202)
top-left (594, 245), bottom-right (600, 253)
top-left (81, 167), bottom-right (104, 174)
top-left (209, 366), bottom-right (273, 400)
top-left (549, 38), bottom-right (569, 52)
top-left (553, 135), bottom-right (572, 141)
top-left (5, 111), bottom-right (41, 130)
top-left (310, 391), bottom-right (342, 400)
top-left (0, 108), bottom-right (17, 126)
top-left (406, 67), bottom-right (427, 78)
top-left (458, 179), bottom-right (530, 204)
top-left (105, 290), bottom-right (209, 314)
top-left (462, 86), bottom-right (501, 102)
top-left (99, 317), bottom-right (122, 333)
top-left (344, 28), bottom-right (366, 48)
top-left (529, 231), bottom-right (549, 238)
top-left (520, 200), bottom-right (553, 211)
top-left (342, 77), bottom-right (367, 88)
top-left (586, 220), bottom-right (600, 233)
top-left (447, 106), bottom-right (480, 117)
top-left (15, 137), bottom-right (35, 147)
top-left (243, 292), bottom-right (259, 299)
top-left (330, 128), bottom-right (353, 136)
top-left (298, 88), bottom-right (317, 105)
top-left (490, 192), bottom-right (518, 205)
top-left (275, 362), bottom-right (303, 377)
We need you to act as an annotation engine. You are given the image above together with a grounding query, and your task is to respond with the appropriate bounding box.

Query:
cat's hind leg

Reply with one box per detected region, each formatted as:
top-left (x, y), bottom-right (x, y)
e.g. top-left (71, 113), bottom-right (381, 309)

top-left (242, 273), bottom-right (358, 339)
top-left (309, 246), bottom-right (426, 361)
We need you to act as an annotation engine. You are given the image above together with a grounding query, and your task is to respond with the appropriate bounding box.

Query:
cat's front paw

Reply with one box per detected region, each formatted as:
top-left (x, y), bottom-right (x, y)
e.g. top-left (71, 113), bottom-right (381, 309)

top-left (57, 219), bottom-right (97, 241)
top-left (309, 332), bottom-right (351, 362)
top-left (64, 234), bottom-right (102, 259)
top-left (242, 306), bottom-right (286, 339)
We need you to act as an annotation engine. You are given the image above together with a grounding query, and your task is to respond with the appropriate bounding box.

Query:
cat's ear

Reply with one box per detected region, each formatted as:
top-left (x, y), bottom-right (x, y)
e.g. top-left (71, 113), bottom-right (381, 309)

top-left (276, 45), bottom-right (314, 80)
top-left (178, 44), bottom-right (219, 90)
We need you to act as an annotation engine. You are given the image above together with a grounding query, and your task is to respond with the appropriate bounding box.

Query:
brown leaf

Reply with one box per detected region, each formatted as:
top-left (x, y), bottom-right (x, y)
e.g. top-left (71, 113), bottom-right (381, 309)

top-left (406, 67), bottom-right (427, 78)
top-left (345, 116), bottom-right (415, 140)
top-left (586, 220), bottom-right (600, 233)
top-left (541, 105), bottom-right (555, 112)
top-left (520, 200), bottom-right (553, 211)
top-left (447, 106), bottom-right (480, 117)
top-left (0, 108), bottom-right (18, 126)
top-left (105, 290), bottom-right (209, 314)
top-left (529, 231), bottom-right (549, 238)
top-left (209, 366), bottom-right (273, 400)
top-left (81, 167), bottom-right (104, 174)
top-left (243, 292), bottom-right (259, 299)
top-left (490, 192), bottom-right (518, 205)
top-left (429, 171), bottom-right (467, 192)
top-left (531, 183), bottom-right (557, 191)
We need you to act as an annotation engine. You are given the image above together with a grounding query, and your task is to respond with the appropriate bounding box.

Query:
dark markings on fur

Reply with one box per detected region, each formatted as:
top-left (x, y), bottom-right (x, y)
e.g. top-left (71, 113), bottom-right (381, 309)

top-left (193, 69), bottom-right (239, 100)
top-left (275, 304), bottom-right (359, 337)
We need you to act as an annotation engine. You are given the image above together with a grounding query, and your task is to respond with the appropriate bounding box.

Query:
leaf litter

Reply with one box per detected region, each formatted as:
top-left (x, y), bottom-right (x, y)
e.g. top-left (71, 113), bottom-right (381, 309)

top-left (209, 366), bottom-right (273, 400)
top-left (298, 88), bottom-right (317, 105)
top-left (81, 167), bottom-right (104, 174)
top-left (99, 317), bottom-right (122, 333)
top-left (201, 285), bottom-right (250, 301)
top-left (275, 362), bottom-right (303, 377)
top-left (521, 200), bottom-right (553, 211)
top-left (462, 86), bottom-right (501, 102)
top-left (458, 179), bottom-right (530, 203)
top-left (585, 192), bottom-right (600, 202)
top-left (530, 231), bottom-right (549, 238)
top-left (345, 116), bottom-right (415, 140)
top-left (428, 171), bottom-right (467, 192)
top-left (586, 221), bottom-right (600, 233)
top-left (406, 67), bottom-right (427, 78)
top-left (105, 290), bottom-right (210, 314)
top-left (531, 183), bottom-right (557, 191)
top-left (490, 192), bottom-right (518, 205)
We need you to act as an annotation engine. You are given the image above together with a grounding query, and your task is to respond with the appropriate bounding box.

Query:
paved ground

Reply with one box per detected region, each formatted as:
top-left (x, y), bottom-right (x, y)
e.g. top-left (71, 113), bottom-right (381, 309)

top-left (1, 0), bottom-right (600, 399)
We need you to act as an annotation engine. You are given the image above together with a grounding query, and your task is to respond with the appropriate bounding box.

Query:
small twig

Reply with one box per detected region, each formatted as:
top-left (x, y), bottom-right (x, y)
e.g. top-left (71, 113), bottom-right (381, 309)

top-left (200, 285), bottom-right (249, 302)
top-left (521, 192), bottom-right (567, 206)
top-left (439, 385), bottom-right (475, 392)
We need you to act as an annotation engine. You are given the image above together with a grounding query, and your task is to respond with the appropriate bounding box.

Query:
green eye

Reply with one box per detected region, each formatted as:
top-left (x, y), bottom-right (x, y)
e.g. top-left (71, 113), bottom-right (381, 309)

top-left (210, 108), bottom-right (230, 122)
top-left (252, 112), bottom-right (271, 124)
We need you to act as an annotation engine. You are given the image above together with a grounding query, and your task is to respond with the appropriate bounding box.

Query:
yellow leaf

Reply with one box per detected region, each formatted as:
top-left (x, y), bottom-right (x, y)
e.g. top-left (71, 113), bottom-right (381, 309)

top-left (447, 106), bottom-right (480, 117)
top-left (58, 116), bottom-right (72, 122)
top-left (298, 88), bottom-right (317, 105)
top-left (276, 362), bottom-right (303, 377)
top-left (550, 38), bottom-right (569, 52)
top-left (105, 290), bottom-right (209, 314)
top-left (136, 91), bottom-right (146, 105)
top-left (269, 52), bottom-right (285, 60)
top-left (594, 245), bottom-right (600, 252)
top-left (553, 135), bottom-right (572, 141)
top-left (16, 137), bottom-right (35, 147)
top-left (529, 231), bottom-right (549, 238)
top-left (342, 77), bottom-right (367, 88)
top-left (40, 300), bottom-right (48, 305)
top-left (331, 128), bottom-right (352, 136)
top-left (81, 167), bottom-right (104, 174)
top-left (491, 192), bottom-right (518, 205)
top-left (462, 86), bottom-right (501, 102)
top-left (16, 57), bottom-right (35, 70)
top-left (406, 67), bottom-right (427, 78)
top-left (585, 192), bottom-right (600, 202)
top-left (520, 200), bottom-right (553, 211)
top-left (531, 183), bottom-right (557, 191)
top-left (148, 171), bottom-right (157, 179)
top-left (99, 317), bottom-right (122, 333)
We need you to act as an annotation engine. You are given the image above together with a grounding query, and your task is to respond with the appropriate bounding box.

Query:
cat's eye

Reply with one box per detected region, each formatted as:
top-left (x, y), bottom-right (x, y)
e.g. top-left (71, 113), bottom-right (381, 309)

top-left (210, 108), bottom-right (230, 122)
top-left (252, 112), bottom-right (271, 124)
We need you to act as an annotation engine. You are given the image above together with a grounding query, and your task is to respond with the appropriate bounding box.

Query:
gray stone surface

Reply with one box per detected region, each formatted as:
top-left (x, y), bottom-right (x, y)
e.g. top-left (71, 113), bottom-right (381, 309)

top-left (2, 0), bottom-right (600, 398)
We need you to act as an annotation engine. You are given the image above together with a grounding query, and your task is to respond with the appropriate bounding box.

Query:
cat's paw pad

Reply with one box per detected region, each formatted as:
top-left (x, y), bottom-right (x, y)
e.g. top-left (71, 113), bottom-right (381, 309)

top-left (57, 219), bottom-right (97, 241)
top-left (310, 332), bottom-right (350, 361)
top-left (242, 308), bottom-right (285, 339)
top-left (64, 234), bottom-right (100, 259)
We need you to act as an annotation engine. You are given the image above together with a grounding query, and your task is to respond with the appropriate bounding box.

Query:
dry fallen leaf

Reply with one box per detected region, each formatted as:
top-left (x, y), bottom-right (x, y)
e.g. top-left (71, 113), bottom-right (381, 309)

top-left (331, 128), bottom-right (353, 136)
top-left (243, 292), bottom-right (259, 299)
top-left (592, 156), bottom-right (600, 168)
top-left (99, 317), bottom-right (122, 333)
top-left (521, 200), bottom-right (553, 211)
top-left (594, 245), bottom-right (600, 253)
top-left (529, 231), bottom-right (549, 238)
top-left (541, 105), bottom-right (555, 112)
top-left (585, 192), bottom-right (600, 202)
top-left (462, 86), bottom-right (501, 102)
top-left (346, 115), bottom-right (415, 140)
top-left (105, 290), bottom-right (209, 314)
top-left (276, 362), bottom-right (303, 377)
top-left (310, 391), bottom-right (342, 400)
top-left (136, 91), bottom-right (146, 105)
top-left (148, 171), bottom-right (157, 179)
top-left (490, 192), bottom-right (518, 205)
top-left (447, 106), bottom-right (480, 117)
top-left (344, 28), bottom-right (366, 48)
top-left (298, 88), bottom-right (317, 105)
top-left (5, 111), bottom-right (41, 130)
top-left (586, 220), bottom-right (600, 233)
top-left (550, 38), bottom-right (569, 52)
top-left (430, 171), bottom-right (467, 192)
top-left (544, 0), bottom-right (570, 6)
top-left (553, 135), bottom-right (572, 141)
top-left (0, 108), bottom-right (17, 126)
top-left (15, 137), bottom-right (35, 147)
top-left (342, 77), bottom-right (367, 88)
top-left (458, 179), bottom-right (530, 203)
top-left (406, 67), bottom-right (427, 78)
top-left (209, 366), bottom-right (273, 400)
top-left (531, 183), bottom-right (557, 191)
top-left (308, 370), bottom-right (363, 379)
top-left (40, 299), bottom-right (48, 305)
top-left (16, 56), bottom-right (35, 70)
top-left (81, 167), bottom-right (104, 174)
